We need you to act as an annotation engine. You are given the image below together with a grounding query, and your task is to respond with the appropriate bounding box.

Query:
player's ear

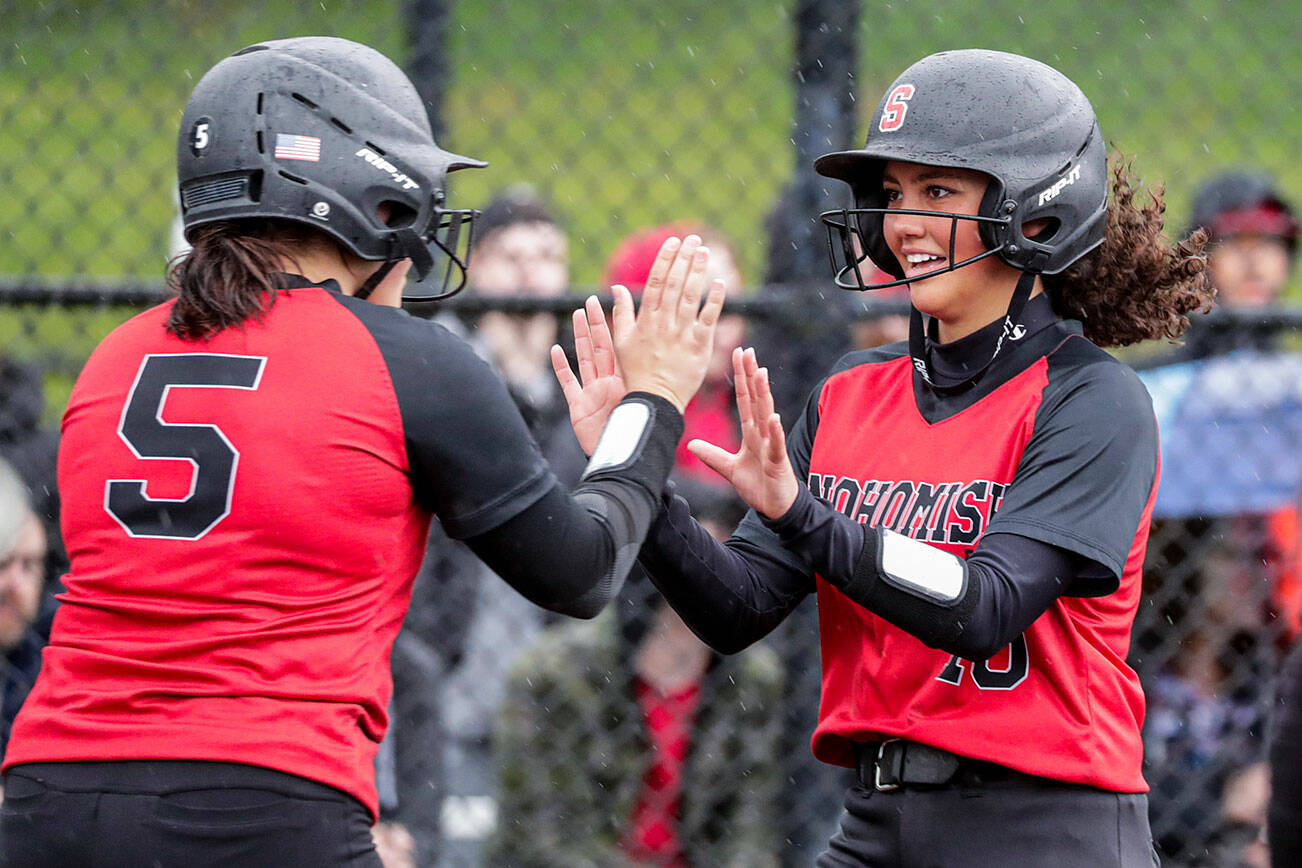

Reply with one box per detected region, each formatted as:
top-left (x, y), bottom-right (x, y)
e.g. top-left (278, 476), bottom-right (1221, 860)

top-left (1023, 218), bottom-right (1053, 239)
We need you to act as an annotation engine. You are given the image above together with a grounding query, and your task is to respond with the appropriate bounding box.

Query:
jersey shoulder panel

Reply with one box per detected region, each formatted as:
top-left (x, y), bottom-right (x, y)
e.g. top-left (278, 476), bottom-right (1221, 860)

top-left (817, 344), bottom-right (913, 413)
top-left (784, 344), bottom-right (911, 479)
top-left (325, 295), bottom-right (555, 538)
top-left (1042, 334), bottom-right (1157, 425)
top-left (989, 333), bottom-right (1158, 583)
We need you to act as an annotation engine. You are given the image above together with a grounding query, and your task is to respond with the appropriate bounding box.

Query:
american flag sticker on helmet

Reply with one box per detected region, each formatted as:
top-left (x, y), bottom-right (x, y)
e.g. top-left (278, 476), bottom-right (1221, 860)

top-left (274, 134), bottom-right (321, 162)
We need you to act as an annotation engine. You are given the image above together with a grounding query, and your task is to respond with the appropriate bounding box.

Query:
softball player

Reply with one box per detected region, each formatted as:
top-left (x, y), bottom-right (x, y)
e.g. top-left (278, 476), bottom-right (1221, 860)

top-left (0, 37), bottom-right (725, 867)
top-left (557, 50), bottom-right (1213, 867)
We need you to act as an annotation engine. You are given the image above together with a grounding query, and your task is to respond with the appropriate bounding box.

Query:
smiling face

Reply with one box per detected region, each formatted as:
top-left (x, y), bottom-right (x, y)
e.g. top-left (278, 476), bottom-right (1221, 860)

top-left (881, 160), bottom-right (1034, 342)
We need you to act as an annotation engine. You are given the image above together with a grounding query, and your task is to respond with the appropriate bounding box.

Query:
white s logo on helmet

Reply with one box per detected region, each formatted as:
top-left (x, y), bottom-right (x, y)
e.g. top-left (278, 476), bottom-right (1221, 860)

top-left (879, 85), bottom-right (915, 133)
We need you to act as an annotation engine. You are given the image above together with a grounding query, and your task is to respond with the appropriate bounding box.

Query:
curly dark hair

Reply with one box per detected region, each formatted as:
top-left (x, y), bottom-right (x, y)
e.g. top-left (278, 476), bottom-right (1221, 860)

top-left (1043, 154), bottom-right (1214, 348)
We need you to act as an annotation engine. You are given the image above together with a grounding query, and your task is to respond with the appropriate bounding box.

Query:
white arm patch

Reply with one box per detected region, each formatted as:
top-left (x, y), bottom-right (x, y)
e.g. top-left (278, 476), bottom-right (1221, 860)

top-left (583, 400), bottom-right (652, 477)
top-left (879, 529), bottom-right (966, 603)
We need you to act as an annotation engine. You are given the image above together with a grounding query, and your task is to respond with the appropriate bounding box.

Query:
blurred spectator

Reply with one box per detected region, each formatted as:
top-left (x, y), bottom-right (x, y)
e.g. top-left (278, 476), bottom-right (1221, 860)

top-left (1213, 762), bottom-right (1270, 868)
top-left (490, 492), bottom-right (783, 868)
top-left (0, 457), bottom-right (51, 770)
top-left (460, 185), bottom-right (585, 481)
top-left (607, 223), bottom-right (853, 864)
top-left (1179, 170), bottom-right (1298, 358)
top-left (1143, 531), bottom-right (1279, 865)
top-left (0, 353), bottom-right (65, 597)
top-left (386, 185), bottom-right (586, 865)
top-left (603, 222), bottom-right (747, 500)
top-left (1136, 171), bottom-right (1298, 864)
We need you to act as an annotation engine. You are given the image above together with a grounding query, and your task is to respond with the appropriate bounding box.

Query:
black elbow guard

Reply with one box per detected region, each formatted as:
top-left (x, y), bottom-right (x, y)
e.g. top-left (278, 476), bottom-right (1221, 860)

top-left (839, 526), bottom-right (977, 652)
top-left (580, 392), bottom-right (683, 498)
top-left (574, 391), bottom-right (684, 583)
top-left (561, 489), bottom-right (642, 617)
top-left (560, 392), bottom-right (684, 615)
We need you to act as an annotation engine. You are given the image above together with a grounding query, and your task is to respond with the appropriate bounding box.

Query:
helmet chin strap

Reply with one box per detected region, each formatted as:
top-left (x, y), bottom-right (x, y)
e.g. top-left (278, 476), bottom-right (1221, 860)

top-left (353, 260), bottom-right (398, 301)
top-left (355, 227), bottom-right (437, 301)
top-left (355, 227), bottom-right (440, 301)
top-left (908, 269), bottom-right (1038, 394)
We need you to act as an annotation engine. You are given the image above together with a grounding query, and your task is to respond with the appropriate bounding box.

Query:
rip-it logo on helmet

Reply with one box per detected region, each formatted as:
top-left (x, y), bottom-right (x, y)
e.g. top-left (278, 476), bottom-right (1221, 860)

top-left (1037, 164), bottom-right (1082, 207)
top-left (355, 147), bottom-right (420, 191)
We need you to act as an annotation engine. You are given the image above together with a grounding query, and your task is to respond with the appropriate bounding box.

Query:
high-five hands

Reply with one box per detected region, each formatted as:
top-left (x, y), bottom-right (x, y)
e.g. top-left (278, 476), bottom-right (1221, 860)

top-left (552, 235), bottom-right (726, 454)
top-left (553, 241), bottom-right (798, 520)
top-left (550, 293), bottom-right (622, 455)
top-left (687, 347), bottom-right (799, 520)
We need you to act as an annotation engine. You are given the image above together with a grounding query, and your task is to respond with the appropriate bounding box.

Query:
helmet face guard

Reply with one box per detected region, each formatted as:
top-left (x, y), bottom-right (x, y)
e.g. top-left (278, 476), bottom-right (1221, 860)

top-left (398, 207), bottom-right (479, 301)
top-left (819, 207), bottom-right (1013, 291)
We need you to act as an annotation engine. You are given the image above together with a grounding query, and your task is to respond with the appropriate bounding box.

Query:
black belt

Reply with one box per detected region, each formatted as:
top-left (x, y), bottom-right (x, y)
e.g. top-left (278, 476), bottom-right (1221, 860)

top-left (855, 739), bottom-right (1031, 791)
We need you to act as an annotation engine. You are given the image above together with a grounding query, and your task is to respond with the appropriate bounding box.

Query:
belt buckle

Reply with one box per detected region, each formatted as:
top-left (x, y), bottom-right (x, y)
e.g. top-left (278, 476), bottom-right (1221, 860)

top-left (874, 738), bottom-right (901, 792)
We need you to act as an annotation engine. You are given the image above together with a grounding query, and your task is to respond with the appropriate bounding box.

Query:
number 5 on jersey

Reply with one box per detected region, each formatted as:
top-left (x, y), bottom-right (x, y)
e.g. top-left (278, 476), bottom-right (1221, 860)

top-left (105, 353), bottom-right (266, 540)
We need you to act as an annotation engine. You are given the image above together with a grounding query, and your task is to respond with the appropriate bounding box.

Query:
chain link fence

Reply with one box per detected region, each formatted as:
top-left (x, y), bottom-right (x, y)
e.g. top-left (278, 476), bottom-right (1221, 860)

top-left (4, 1), bottom-right (1301, 866)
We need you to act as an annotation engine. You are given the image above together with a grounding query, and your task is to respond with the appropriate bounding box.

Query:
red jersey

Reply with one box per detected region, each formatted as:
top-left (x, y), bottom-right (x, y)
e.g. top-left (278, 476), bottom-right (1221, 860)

top-left (791, 308), bottom-right (1158, 792)
top-left (6, 278), bottom-right (556, 817)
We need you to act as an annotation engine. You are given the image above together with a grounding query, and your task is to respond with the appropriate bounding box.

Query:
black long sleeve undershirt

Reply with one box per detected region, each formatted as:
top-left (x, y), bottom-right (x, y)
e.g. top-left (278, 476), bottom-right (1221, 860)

top-left (463, 393), bottom-right (683, 620)
top-left (640, 482), bottom-right (1085, 660)
top-left (461, 484), bottom-right (609, 618)
top-left (637, 483), bottom-right (812, 653)
top-left (334, 290), bottom-right (684, 622)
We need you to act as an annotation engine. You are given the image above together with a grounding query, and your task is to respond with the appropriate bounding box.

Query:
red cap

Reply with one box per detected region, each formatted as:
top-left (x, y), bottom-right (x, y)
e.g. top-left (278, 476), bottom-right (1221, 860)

top-left (1211, 203), bottom-right (1299, 243)
top-left (603, 222), bottom-right (708, 295)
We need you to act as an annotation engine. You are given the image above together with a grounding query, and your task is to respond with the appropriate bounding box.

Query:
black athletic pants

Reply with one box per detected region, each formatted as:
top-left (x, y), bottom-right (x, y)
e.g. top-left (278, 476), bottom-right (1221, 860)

top-left (0, 761), bottom-right (382, 867)
top-left (817, 760), bottom-right (1159, 867)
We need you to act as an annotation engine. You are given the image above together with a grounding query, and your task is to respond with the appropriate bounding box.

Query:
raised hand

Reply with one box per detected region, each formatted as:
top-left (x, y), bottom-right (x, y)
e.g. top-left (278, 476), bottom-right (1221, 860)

top-left (687, 347), bottom-right (799, 520)
top-left (551, 295), bottom-right (625, 455)
top-left (611, 235), bottom-right (726, 412)
top-left (552, 235), bottom-right (726, 453)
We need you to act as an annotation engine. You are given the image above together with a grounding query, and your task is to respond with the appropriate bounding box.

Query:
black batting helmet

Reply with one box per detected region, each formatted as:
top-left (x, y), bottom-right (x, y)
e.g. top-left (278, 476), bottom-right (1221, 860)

top-left (815, 49), bottom-right (1108, 290)
top-left (177, 36), bottom-right (486, 300)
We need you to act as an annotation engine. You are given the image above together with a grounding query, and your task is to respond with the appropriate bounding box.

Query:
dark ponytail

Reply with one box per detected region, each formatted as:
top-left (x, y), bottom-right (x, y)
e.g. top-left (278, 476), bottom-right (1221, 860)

top-left (1044, 154), bottom-right (1215, 348)
top-left (166, 220), bottom-right (323, 341)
